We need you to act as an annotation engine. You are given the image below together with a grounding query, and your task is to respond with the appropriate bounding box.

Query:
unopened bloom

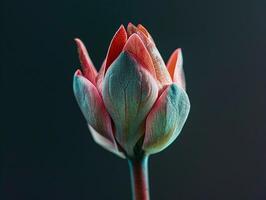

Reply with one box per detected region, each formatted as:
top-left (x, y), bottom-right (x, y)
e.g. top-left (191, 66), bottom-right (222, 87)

top-left (73, 23), bottom-right (190, 158)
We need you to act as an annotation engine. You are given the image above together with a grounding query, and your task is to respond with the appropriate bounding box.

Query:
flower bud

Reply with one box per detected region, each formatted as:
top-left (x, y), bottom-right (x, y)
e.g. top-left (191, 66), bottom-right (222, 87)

top-left (73, 24), bottom-right (190, 158)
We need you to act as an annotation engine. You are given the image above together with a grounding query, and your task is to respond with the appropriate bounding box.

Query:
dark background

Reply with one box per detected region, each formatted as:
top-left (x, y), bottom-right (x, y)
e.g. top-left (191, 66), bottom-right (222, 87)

top-left (2, 0), bottom-right (266, 199)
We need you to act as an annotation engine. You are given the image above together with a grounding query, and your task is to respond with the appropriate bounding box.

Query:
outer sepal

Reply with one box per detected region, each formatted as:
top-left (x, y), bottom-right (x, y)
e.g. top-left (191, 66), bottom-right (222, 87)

top-left (88, 125), bottom-right (125, 158)
top-left (73, 70), bottom-right (124, 158)
top-left (143, 83), bottom-right (190, 154)
top-left (103, 52), bottom-right (158, 156)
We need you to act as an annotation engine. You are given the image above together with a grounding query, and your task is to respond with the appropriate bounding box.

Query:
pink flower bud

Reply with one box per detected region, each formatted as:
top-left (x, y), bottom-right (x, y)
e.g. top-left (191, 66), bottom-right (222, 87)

top-left (73, 24), bottom-right (190, 158)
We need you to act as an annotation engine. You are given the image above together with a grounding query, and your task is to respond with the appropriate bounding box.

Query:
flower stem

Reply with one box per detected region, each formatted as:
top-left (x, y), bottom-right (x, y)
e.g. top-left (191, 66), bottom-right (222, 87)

top-left (128, 155), bottom-right (150, 200)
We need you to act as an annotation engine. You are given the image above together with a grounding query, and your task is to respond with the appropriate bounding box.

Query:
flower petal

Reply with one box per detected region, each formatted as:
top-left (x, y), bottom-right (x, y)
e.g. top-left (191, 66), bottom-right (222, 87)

top-left (127, 22), bottom-right (138, 36)
top-left (103, 52), bottom-right (158, 156)
top-left (88, 125), bottom-right (125, 158)
top-left (96, 58), bottom-right (106, 95)
top-left (75, 38), bottom-right (98, 84)
top-left (137, 24), bottom-right (155, 43)
top-left (73, 70), bottom-right (123, 157)
top-left (143, 83), bottom-right (190, 154)
top-left (137, 24), bottom-right (149, 37)
top-left (167, 49), bottom-right (186, 90)
top-left (105, 25), bottom-right (127, 73)
top-left (123, 33), bottom-right (156, 78)
top-left (135, 29), bottom-right (172, 86)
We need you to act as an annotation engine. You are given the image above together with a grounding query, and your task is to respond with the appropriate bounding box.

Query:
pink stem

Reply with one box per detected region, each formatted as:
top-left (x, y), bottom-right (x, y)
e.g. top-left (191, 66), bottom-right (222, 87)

top-left (128, 155), bottom-right (150, 200)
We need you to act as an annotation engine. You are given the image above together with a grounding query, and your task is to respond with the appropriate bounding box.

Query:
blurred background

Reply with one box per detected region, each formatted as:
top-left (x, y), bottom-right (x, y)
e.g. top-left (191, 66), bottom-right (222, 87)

top-left (2, 0), bottom-right (266, 199)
